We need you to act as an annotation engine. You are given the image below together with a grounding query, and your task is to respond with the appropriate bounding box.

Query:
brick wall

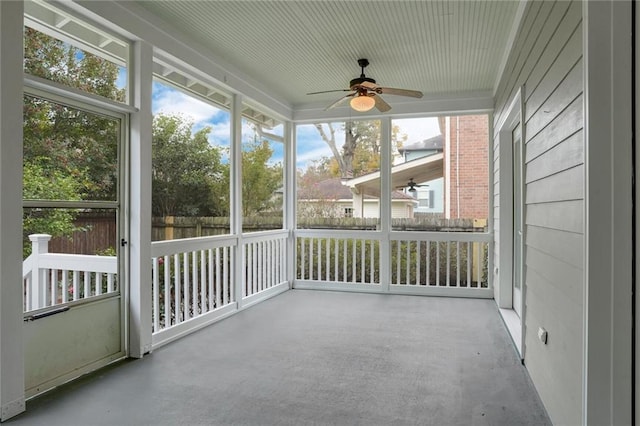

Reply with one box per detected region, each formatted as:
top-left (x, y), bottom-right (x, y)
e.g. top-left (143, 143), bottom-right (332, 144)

top-left (439, 115), bottom-right (489, 220)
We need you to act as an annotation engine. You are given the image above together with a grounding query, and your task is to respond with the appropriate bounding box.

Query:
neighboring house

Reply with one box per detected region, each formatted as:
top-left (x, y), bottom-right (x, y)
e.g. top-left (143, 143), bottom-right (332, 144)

top-left (298, 177), bottom-right (417, 219)
top-left (396, 115), bottom-right (489, 220)
top-left (398, 134), bottom-right (444, 214)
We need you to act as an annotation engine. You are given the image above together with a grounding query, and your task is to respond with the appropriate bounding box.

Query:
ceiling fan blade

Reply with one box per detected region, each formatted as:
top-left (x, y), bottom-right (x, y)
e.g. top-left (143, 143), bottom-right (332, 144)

top-left (325, 93), bottom-right (355, 110)
top-left (307, 89), bottom-right (352, 95)
top-left (373, 94), bottom-right (392, 112)
top-left (360, 80), bottom-right (379, 90)
top-left (378, 87), bottom-right (423, 98)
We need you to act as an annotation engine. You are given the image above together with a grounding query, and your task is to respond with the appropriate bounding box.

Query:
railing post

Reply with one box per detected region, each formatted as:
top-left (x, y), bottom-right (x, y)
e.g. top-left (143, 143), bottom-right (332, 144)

top-left (28, 234), bottom-right (51, 311)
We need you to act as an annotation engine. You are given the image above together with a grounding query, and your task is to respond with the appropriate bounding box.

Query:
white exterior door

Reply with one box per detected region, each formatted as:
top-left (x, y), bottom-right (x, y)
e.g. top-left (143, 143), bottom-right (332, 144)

top-left (512, 123), bottom-right (523, 317)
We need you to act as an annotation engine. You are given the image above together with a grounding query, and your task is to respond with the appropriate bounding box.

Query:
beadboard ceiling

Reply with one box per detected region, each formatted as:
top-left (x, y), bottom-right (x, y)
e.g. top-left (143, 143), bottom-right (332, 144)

top-left (135, 1), bottom-right (521, 111)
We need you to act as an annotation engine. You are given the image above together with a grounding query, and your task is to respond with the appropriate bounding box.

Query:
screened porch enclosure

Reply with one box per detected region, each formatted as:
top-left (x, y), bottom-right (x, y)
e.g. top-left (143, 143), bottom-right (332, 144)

top-left (3, 1), bottom-right (633, 425)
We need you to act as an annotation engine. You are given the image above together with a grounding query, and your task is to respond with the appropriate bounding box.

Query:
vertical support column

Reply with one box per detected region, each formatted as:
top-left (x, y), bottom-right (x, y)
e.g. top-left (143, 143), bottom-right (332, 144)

top-left (583, 1), bottom-right (632, 424)
top-left (0, 1), bottom-right (25, 420)
top-left (231, 95), bottom-right (244, 308)
top-left (444, 116), bottom-right (451, 219)
top-left (128, 40), bottom-right (153, 358)
top-left (285, 122), bottom-right (296, 289)
top-left (379, 117), bottom-right (391, 292)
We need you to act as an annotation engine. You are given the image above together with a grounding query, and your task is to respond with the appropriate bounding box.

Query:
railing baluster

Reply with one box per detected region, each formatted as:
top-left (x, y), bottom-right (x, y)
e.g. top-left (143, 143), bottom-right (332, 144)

top-left (152, 257), bottom-right (159, 331)
top-left (107, 273), bottom-right (114, 293)
top-left (416, 241), bottom-right (421, 286)
top-left (467, 242), bottom-right (472, 287)
top-left (351, 239), bottom-right (357, 283)
top-left (223, 246), bottom-right (230, 304)
top-left (72, 270), bottom-right (79, 301)
top-left (309, 238), bottom-right (314, 280)
top-left (267, 240), bottom-right (272, 289)
top-left (84, 271), bottom-right (91, 299)
top-left (316, 238), bottom-right (321, 281)
top-left (208, 249), bottom-right (214, 308)
top-left (369, 240), bottom-right (374, 284)
top-left (50, 269), bottom-right (58, 305)
top-left (173, 254), bottom-right (181, 324)
top-left (426, 241), bottom-right (431, 286)
top-left (94, 272), bottom-right (102, 296)
top-left (183, 252), bottom-right (190, 320)
top-left (396, 241), bottom-right (401, 285)
top-left (252, 242), bottom-right (257, 294)
top-left (325, 238), bottom-right (330, 282)
top-left (259, 241), bottom-right (264, 291)
top-left (342, 239), bottom-right (347, 282)
top-left (406, 241), bottom-right (411, 285)
top-left (456, 242), bottom-right (461, 287)
top-left (247, 242), bottom-right (252, 295)
top-left (360, 239), bottom-right (365, 284)
top-left (191, 251), bottom-right (198, 316)
top-left (436, 243), bottom-right (441, 286)
top-left (446, 241), bottom-right (451, 287)
top-left (200, 250), bottom-right (206, 314)
top-left (215, 248), bottom-right (221, 307)
top-left (333, 239), bottom-right (338, 281)
top-left (164, 255), bottom-right (170, 326)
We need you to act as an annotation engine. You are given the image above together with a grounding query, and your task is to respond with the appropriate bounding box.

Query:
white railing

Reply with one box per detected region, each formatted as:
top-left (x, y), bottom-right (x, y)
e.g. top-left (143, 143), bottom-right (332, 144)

top-left (390, 232), bottom-right (490, 289)
top-left (295, 230), bottom-right (491, 296)
top-left (242, 231), bottom-right (288, 299)
top-left (296, 230), bottom-right (381, 286)
top-left (150, 230), bottom-right (289, 345)
top-left (151, 235), bottom-right (236, 334)
top-left (23, 234), bottom-right (118, 312)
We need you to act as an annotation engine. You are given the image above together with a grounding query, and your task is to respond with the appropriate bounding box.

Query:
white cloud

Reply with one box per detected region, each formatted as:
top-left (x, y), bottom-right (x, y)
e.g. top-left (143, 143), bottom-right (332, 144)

top-left (296, 146), bottom-right (332, 168)
top-left (153, 89), bottom-right (222, 124)
top-left (393, 117), bottom-right (441, 142)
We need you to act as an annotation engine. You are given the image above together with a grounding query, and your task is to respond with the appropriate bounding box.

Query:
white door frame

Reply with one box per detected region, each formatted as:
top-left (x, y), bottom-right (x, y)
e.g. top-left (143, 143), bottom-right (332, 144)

top-left (495, 86), bottom-right (525, 357)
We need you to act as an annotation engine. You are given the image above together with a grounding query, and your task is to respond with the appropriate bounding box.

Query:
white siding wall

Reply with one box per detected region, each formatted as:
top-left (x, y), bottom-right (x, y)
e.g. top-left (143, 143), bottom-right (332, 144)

top-left (493, 1), bottom-right (583, 424)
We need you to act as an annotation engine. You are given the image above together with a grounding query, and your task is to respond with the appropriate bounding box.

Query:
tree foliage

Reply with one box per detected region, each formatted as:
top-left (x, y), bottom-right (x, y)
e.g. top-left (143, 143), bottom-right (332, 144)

top-left (23, 27), bottom-right (123, 202)
top-left (152, 114), bottom-right (227, 217)
top-left (23, 27), bottom-right (124, 253)
top-left (242, 138), bottom-right (283, 217)
top-left (313, 120), bottom-right (407, 179)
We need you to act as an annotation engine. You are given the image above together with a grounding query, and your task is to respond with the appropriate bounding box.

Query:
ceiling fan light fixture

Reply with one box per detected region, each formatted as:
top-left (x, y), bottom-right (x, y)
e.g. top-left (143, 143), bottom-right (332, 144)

top-left (350, 94), bottom-right (375, 112)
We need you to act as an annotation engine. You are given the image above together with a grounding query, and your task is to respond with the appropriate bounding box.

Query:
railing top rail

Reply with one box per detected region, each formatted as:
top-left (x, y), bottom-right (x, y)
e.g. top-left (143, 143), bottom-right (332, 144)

top-left (151, 234), bottom-right (238, 258)
top-left (295, 229), bottom-right (492, 242)
top-left (390, 231), bottom-right (492, 242)
top-left (34, 253), bottom-right (117, 274)
top-left (295, 229), bottom-right (383, 240)
top-left (241, 229), bottom-right (289, 244)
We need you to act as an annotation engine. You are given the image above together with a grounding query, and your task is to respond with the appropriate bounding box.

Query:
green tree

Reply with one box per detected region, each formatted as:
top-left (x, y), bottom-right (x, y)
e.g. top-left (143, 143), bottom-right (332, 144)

top-left (242, 138), bottom-right (283, 217)
top-left (23, 27), bottom-right (124, 202)
top-left (314, 121), bottom-right (407, 178)
top-left (22, 159), bottom-right (87, 257)
top-left (152, 114), bottom-right (227, 217)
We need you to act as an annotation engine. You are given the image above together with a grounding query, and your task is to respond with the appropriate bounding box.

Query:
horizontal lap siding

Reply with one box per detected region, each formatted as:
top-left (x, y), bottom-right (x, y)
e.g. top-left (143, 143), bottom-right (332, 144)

top-left (492, 1), bottom-right (583, 425)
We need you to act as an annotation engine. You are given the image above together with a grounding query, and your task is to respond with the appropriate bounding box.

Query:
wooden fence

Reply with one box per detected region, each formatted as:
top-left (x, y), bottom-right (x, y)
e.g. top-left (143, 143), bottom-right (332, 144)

top-left (47, 214), bottom-right (487, 255)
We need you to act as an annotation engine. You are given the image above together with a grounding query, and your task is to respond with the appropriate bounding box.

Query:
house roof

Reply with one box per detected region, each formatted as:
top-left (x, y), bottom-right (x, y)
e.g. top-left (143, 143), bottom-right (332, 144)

top-left (298, 178), bottom-right (415, 202)
top-left (344, 153), bottom-right (444, 197)
top-left (398, 134), bottom-right (444, 153)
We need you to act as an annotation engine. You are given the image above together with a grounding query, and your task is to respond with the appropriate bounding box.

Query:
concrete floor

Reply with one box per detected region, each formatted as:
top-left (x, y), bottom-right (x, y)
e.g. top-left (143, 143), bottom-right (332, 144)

top-left (8, 290), bottom-right (550, 426)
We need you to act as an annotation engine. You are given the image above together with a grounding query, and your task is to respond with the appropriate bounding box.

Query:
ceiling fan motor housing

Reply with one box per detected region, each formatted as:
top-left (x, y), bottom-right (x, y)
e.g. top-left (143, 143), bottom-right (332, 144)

top-left (350, 76), bottom-right (376, 90)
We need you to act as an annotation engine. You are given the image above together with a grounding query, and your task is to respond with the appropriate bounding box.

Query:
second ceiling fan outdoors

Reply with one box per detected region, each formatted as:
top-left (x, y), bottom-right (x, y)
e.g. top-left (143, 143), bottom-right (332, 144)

top-left (307, 59), bottom-right (423, 113)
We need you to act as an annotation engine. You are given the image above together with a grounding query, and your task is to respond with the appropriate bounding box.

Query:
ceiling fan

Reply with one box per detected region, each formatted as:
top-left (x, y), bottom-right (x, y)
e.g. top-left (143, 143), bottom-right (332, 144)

top-left (307, 59), bottom-right (423, 113)
top-left (398, 178), bottom-right (428, 192)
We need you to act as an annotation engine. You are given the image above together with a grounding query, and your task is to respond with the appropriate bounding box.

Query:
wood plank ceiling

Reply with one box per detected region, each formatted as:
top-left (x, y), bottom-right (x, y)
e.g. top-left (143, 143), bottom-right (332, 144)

top-left (135, 1), bottom-right (521, 111)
